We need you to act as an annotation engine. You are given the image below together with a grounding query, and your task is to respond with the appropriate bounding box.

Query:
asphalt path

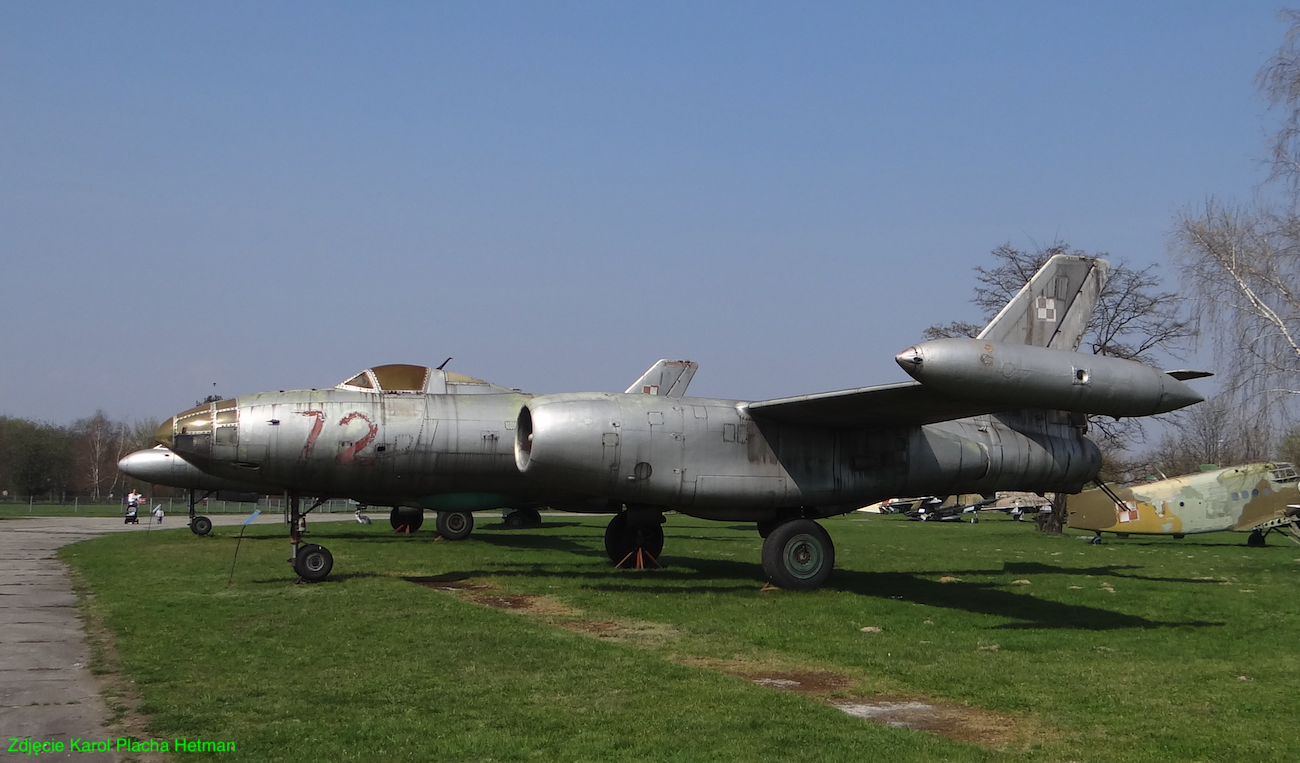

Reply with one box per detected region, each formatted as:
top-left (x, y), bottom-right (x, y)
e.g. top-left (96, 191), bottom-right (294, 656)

top-left (0, 513), bottom-right (355, 761)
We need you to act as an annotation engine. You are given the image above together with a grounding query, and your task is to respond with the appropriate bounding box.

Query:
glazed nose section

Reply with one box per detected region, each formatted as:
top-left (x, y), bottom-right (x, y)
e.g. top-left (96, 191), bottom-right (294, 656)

top-left (155, 417), bottom-right (175, 447)
top-left (118, 447), bottom-right (177, 483)
top-left (163, 403), bottom-right (215, 457)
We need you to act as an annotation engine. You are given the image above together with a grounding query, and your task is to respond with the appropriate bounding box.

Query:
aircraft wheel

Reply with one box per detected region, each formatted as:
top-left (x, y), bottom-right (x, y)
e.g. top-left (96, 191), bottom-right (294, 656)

top-left (504, 511), bottom-right (526, 529)
top-left (604, 512), bottom-right (665, 563)
top-left (522, 508), bottom-right (542, 526)
top-left (1247, 530), bottom-right (1266, 548)
top-left (295, 544), bottom-right (333, 581)
top-left (390, 506), bottom-right (424, 532)
top-left (191, 515), bottom-right (213, 536)
top-left (1090, 535), bottom-right (1103, 546)
top-left (761, 519), bottom-right (835, 591)
top-left (436, 511), bottom-right (474, 541)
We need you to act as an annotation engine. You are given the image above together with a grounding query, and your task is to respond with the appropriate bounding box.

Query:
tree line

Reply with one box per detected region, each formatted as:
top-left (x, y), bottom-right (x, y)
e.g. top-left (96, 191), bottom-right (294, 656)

top-left (0, 412), bottom-right (158, 500)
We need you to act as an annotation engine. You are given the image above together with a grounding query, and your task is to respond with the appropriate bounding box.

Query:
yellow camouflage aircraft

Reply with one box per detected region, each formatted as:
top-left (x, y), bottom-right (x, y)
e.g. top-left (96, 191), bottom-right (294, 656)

top-left (1067, 462), bottom-right (1300, 546)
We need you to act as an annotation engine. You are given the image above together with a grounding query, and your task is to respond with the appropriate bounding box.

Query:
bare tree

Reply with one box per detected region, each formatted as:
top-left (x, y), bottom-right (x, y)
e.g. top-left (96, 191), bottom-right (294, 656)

top-left (927, 241), bottom-right (1194, 532)
top-left (73, 411), bottom-right (119, 500)
top-left (1259, 9), bottom-right (1300, 194)
top-left (1172, 11), bottom-right (1300, 452)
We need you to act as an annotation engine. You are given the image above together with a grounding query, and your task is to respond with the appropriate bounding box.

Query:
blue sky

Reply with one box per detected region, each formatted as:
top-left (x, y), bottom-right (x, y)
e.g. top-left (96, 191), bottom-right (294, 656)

top-left (0, 2), bottom-right (1285, 426)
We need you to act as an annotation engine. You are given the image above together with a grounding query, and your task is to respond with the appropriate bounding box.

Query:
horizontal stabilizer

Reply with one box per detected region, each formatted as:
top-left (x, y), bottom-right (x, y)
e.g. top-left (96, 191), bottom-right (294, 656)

top-left (1166, 370), bottom-right (1214, 381)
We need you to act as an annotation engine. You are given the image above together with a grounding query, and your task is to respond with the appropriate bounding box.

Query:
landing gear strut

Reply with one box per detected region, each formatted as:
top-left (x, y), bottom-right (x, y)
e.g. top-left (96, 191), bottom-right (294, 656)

top-left (289, 493), bottom-right (332, 582)
top-left (186, 488), bottom-right (213, 536)
top-left (761, 519), bottom-right (835, 591)
top-left (604, 510), bottom-right (665, 568)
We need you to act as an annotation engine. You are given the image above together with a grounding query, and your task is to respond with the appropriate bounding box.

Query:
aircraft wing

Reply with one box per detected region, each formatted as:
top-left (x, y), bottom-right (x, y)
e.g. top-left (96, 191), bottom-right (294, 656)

top-left (745, 381), bottom-right (1010, 429)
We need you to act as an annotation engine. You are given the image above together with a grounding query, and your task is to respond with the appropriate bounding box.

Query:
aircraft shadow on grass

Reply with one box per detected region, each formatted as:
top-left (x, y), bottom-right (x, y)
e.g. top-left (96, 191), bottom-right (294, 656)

top-left (404, 552), bottom-right (1222, 632)
top-left (230, 524), bottom-right (1223, 629)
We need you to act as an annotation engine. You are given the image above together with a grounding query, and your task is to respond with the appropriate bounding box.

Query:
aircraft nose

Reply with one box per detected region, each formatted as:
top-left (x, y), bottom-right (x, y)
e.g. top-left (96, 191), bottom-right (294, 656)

top-left (118, 447), bottom-right (176, 483)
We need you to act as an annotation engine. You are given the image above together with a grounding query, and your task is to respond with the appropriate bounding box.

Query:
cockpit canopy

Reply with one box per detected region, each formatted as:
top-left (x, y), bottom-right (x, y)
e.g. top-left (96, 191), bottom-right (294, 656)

top-left (336, 364), bottom-right (514, 395)
top-left (1268, 462), bottom-right (1298, 483)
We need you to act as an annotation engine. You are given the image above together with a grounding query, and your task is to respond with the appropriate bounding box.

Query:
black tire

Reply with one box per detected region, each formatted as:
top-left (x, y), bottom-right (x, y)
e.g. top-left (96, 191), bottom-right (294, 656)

top-left (295, 544), bottom-right (333, 581)
top-left (436, 511), bottom-right (474, 541)
top-left (191, 515), bottom-right (213, 536)
top-left (504, 511), bottom-right (525, 529)
top-left (1247, 529), bottom-right (1267, 548)
top-left (603, 512), bottom-right (665, 563)
top-left (761, 519), bottom-right (835, 591)
top-left (522, 508), bottom-right (542, 526)
top-left (389, 506), bottom-right (424, 532)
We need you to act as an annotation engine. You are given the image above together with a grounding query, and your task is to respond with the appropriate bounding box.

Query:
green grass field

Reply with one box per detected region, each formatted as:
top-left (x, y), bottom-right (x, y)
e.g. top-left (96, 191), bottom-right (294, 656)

top-left (59, 513), bottom-right (1300, 762)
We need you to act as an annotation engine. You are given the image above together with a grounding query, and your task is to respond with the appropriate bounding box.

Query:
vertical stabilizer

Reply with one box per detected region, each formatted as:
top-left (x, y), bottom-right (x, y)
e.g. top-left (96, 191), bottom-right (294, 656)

top-left (626, 359), bottom-right (698, 397)
top-left (977, 255), bottom-right (1110, 350)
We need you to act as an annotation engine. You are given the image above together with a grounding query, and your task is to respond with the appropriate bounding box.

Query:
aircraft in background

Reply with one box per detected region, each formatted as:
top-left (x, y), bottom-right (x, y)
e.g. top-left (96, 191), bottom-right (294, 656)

top-left (887, 492), bottom-right (1051, 522)
top-left (1067, 462), bottom-right (1300, 545)
top-left (155, 255), bottom-right (1205, 587)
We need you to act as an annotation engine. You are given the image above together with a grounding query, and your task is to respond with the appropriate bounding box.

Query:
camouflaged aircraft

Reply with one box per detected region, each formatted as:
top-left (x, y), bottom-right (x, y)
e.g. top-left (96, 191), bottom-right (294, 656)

top-left (1067, 462), bottom-right (1300, 545)
top-left (157, 255), bottom-right (1206, 588)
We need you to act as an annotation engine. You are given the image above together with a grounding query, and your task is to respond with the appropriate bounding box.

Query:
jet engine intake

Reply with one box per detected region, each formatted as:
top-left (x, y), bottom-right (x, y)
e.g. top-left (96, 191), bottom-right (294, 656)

top-left (515, 394), bottom-right (623, 494)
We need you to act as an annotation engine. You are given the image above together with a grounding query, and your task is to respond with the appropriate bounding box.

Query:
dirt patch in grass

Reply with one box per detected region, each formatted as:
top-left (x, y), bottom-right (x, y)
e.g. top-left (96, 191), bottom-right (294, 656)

top-left (833, 697), bottom-right (1039, 748)
top-left (404, 576), bottom-right (491, 593)
top-left (465, 593), bottom-right (581, 617)
top-left (551, 617), bottom-right (681, 644)
top-left (674, 654), bottom-right (1043, 749)
top-left (413, 580), bottom-right (1044, 750)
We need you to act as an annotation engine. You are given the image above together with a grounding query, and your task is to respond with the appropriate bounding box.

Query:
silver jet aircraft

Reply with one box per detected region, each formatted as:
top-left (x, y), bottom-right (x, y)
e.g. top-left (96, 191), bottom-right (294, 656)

top-left (125, 360), bottom-right (697, 538)
top-left (154, 360), bottom-right (698, 579)
top-left (157, 255), bottom-right (1204, 588)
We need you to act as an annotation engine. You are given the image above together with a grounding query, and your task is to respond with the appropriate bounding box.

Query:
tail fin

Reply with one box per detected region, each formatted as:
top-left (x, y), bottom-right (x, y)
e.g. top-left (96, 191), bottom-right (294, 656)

top-left (977, 255), bottom-right (1110, 350)
top-left (626, 359), bottom-right (698, 397)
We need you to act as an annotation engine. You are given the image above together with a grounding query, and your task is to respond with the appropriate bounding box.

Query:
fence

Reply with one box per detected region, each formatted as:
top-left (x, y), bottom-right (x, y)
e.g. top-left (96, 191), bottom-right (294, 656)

top-left (0, 494), bottom-right (357, 516)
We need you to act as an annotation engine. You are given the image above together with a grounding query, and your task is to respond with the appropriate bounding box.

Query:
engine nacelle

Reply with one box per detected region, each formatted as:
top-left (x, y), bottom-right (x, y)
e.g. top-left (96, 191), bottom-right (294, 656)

top-left (896, 338), bottom-right (1204, 417)
top-left (516, 393), bottom-right (627, 494)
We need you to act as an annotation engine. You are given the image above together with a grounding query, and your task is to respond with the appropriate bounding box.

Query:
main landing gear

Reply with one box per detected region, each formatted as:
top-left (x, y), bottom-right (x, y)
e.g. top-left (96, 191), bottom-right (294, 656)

top-left (503, 508), bottom-right (543, 528)
top-left (760, 519), bottom-right (835, 591)
top-left (603, 510), bottom-right (665, 568)
top-left (600, 510), bottom-right (837, 589)
top-left (436, 510), bottom-right (474, 540)
top-left (390, 506), bottom-right (425, 533)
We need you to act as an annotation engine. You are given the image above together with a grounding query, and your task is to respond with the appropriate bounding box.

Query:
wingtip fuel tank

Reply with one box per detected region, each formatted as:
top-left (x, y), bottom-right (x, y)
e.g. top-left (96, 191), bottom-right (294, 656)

top-left (895, 338), bottom-right (1204, 417)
